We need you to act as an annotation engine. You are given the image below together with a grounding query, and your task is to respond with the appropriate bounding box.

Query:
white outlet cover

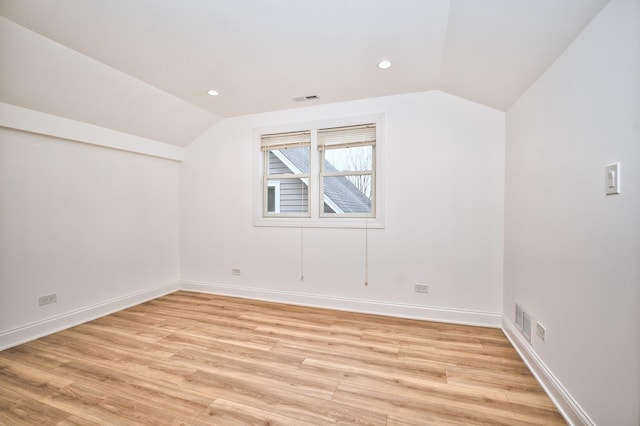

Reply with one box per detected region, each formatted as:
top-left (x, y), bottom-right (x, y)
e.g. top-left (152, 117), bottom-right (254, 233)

top-left (414, 284), bottom-right (429, 293)
top-left (39, 294), bottom-right (57, 306)
top-left (536, 322), bottom-right (546, 341)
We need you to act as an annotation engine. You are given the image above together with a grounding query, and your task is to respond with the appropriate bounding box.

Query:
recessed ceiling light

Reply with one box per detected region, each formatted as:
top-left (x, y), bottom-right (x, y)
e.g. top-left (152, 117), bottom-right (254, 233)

top-left (378, 60), bottom-right (392, 69)
top-left (207, 89), bottom-right (219, 96)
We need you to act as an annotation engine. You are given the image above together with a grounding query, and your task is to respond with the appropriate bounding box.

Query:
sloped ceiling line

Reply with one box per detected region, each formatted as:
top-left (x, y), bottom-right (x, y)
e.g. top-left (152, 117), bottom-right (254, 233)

top-left (0, 0), bottom-right (609, 147)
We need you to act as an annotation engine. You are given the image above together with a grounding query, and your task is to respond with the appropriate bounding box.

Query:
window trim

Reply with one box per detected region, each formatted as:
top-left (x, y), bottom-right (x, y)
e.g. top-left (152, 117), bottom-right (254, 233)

top-left (253, 113), bottom-right (385, 229)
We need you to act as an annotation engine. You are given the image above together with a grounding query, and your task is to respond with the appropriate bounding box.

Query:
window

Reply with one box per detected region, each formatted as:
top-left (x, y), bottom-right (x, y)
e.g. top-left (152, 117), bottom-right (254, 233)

top-left (261, 131), bottom-right (310, 217)
top-left (318, 124), bottom-right (375, 217)
top-left (255, 115), bottom-right (383, 228)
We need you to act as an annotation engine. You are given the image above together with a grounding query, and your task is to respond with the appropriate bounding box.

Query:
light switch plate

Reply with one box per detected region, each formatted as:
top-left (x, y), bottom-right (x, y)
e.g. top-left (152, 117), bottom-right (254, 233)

top-left (605, 163), bottom-right (620, 195)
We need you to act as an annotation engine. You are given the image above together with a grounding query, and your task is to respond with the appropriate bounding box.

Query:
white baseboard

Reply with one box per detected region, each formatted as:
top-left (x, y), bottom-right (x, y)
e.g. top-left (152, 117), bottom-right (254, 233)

top-left (179, 280), bottom-right (502, 328)
top-left (0, 279), bottom-right (499, 350)
top-left (0, 278), bottom-right (590, 426)
top-left (501, 316), bottom-right (595, 426)
top-left (0, 281), bottom-right (179, 350)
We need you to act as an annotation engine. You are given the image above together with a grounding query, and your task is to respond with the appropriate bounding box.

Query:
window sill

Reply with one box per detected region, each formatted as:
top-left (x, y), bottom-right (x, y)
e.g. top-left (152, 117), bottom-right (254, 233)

top-left (253, 217), bottom-right (384, 229)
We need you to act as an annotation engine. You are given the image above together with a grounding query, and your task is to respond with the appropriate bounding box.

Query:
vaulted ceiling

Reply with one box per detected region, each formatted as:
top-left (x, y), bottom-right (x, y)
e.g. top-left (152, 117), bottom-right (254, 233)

top-left (0, 0), bottom-right (609, 146)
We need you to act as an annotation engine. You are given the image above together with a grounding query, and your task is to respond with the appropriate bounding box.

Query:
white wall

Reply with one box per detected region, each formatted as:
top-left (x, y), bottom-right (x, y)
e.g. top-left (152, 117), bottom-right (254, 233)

top-left (504, 0), bottom-right (640, 424)
top-left (180, 91), bottom-right (505, 325)
top-left (0, 115), bottom-right (180, 348)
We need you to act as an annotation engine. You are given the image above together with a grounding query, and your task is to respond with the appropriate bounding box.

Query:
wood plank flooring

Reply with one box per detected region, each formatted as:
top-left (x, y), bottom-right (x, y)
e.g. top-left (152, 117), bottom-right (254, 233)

top-left (0, 291), bottom-right (566, 425)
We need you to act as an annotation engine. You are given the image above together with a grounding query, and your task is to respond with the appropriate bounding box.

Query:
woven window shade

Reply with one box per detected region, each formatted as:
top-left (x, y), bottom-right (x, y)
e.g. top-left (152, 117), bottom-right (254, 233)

top-left (318, 124), bottom-right (375, 150)
top-left (260, 131), bottom-right (311, 151)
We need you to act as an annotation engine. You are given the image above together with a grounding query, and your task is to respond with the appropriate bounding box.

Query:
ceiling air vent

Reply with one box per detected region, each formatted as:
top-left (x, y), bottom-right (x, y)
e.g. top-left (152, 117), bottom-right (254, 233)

top-left (292, 95), bottom-right (319, 102)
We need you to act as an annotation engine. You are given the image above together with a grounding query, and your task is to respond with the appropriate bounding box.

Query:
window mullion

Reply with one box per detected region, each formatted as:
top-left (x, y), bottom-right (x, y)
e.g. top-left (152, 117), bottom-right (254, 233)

top-left (309, 129), bottom-right (320, 219)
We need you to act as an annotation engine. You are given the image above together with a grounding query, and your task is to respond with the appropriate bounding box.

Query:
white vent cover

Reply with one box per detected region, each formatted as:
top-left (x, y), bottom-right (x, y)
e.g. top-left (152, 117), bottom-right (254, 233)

top-left (522, 311), bottom-right (532, 342)
top-left (515, 303), bottom-right (532, 343)
top-left (515, 303), bottom-right (524, 329)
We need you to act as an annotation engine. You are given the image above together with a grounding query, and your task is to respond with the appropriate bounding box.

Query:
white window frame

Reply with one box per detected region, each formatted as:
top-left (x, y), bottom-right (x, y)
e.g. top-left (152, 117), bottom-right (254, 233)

top-left (261, 131), bottom-right (311, 218)
top-left (318, 124), bottom-right (376, 219)
top-left (253, 113), bottom-right (385, 229)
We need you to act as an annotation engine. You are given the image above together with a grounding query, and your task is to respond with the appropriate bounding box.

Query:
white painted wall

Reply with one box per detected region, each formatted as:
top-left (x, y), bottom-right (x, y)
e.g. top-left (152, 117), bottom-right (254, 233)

top-left (180, 91), bottom-right (505, 324)
top-left (504, 0), bottom-right (640, 424)
top-left (0, 102), bottom-right (184, 161)
top-left (0, 116), bottom-right (180, 347)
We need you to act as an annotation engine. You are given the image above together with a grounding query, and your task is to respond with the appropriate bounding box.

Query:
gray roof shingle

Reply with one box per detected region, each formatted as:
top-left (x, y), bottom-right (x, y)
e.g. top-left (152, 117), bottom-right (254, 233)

top-left (277, 148), bottom-right (371, 214)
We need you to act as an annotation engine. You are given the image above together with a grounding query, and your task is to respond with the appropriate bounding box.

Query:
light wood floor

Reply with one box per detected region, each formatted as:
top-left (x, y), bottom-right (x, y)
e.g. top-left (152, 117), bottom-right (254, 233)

top-left (0, 291), bottom-right (565, 425)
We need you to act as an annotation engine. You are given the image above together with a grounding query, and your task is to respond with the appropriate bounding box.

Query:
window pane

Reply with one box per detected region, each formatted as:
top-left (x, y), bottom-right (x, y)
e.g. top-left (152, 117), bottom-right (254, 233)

top-left (324, 145), bottom-right (372, 172)
top-left (267, 178), bottom-right (308, 214)
top-left (267, 186), bottom-right (276, 213)
top-left (268, 147), bottom-right (310, 175)
top-left (323, 175), bottom-right (372, 214)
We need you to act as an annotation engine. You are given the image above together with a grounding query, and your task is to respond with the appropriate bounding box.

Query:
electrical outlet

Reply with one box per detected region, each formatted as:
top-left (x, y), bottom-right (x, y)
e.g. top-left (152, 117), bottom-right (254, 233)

top-left (414, 284), bottom-right (429, 293)
top-left (39, 293), bottom-right (57, 306)
top-left (536, 322), bottom-right (546, 341)
top-left (231, 268), bottom-right (241, 276)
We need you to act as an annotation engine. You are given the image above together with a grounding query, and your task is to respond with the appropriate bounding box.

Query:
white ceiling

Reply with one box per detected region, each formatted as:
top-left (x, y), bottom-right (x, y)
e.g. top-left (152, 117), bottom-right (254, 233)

top-left (0, 0), bottom-right (609, 146)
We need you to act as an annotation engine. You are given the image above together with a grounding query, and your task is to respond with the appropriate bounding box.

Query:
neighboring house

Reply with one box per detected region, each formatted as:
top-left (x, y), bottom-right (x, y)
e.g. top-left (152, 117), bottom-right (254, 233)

top-left (269, 149), bottom-right (371, 214)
